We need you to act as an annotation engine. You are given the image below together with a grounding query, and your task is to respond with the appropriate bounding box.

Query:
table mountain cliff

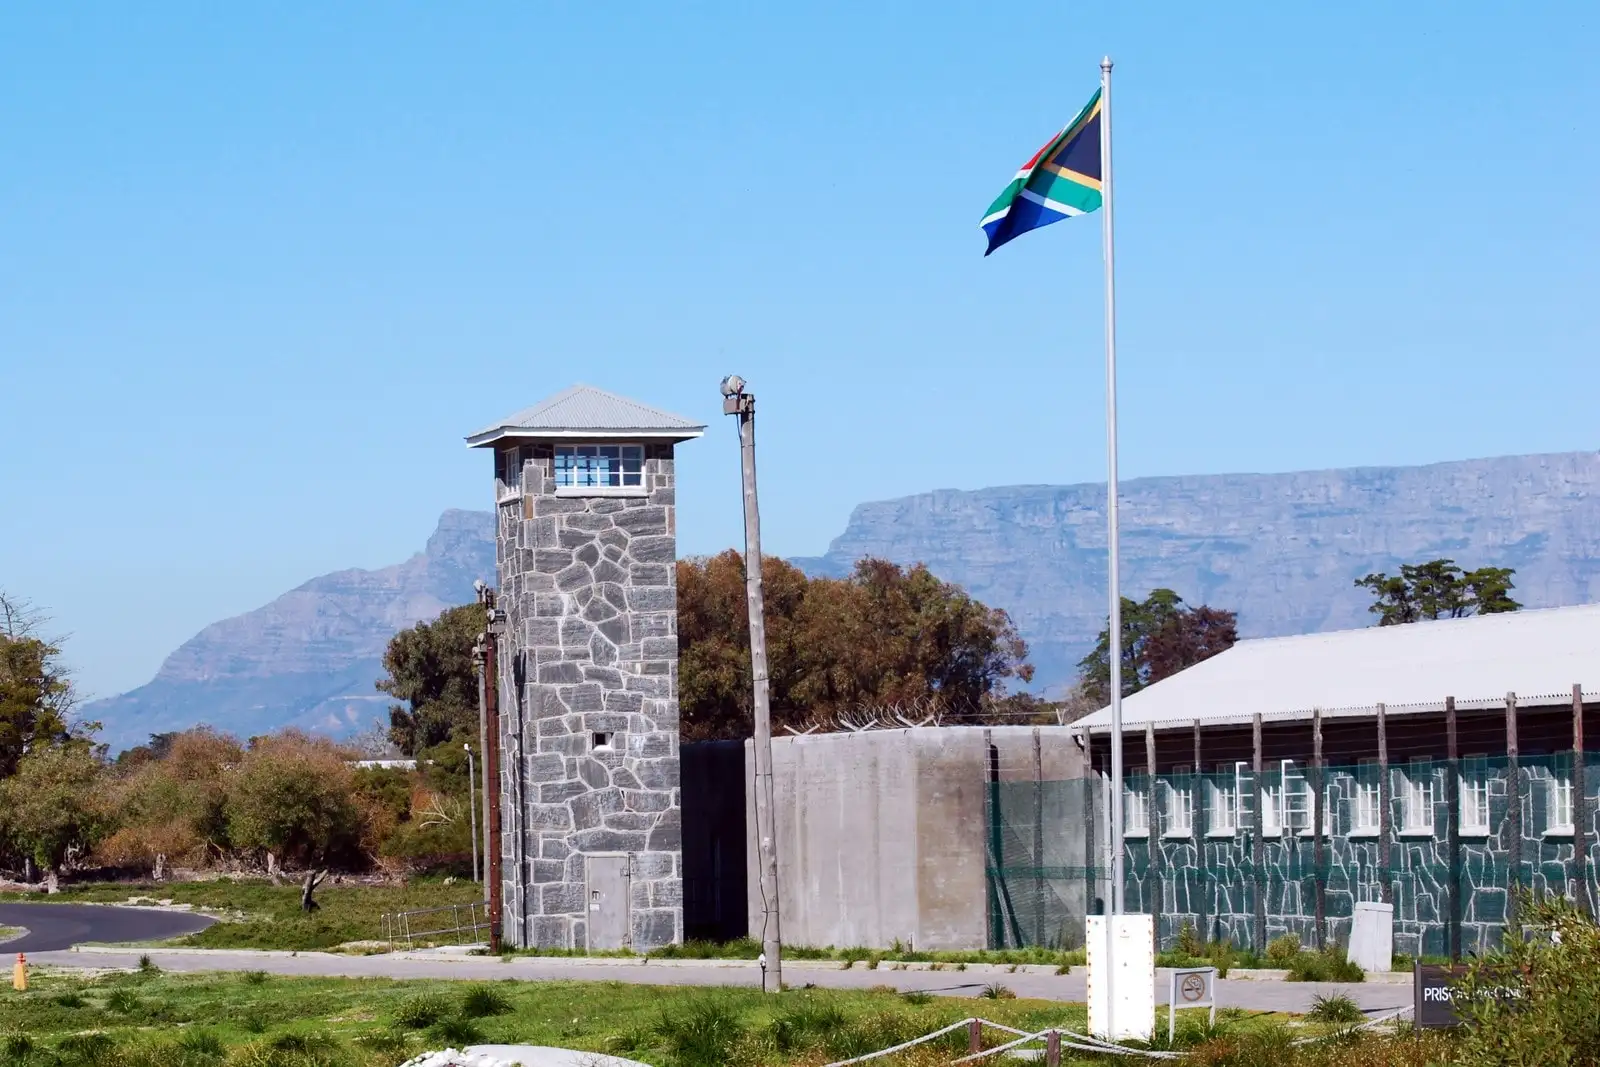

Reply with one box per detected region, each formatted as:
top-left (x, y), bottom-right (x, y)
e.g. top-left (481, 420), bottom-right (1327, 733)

top-left (86, 452), bottom-right (1600, 747)
top-left (87, 509), bottom-right (495, 749)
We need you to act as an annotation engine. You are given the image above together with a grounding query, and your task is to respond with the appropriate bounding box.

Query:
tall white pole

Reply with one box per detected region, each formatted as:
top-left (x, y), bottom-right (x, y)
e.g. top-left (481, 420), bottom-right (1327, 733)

top-left (1100, 55), bottom-right (1125, 917)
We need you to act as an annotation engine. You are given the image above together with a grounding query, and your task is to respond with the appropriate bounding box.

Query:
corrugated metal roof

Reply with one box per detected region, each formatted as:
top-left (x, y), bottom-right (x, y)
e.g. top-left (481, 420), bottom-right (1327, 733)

top-left (1073, 603), bottom-right (1600, 733)
top-left (466, 384), bottom-right (706, 445)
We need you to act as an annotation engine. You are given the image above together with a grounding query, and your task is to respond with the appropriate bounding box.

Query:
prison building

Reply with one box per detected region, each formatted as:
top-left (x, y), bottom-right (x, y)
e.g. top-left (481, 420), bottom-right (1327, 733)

top-left (1071, 603), bottom-right (1600, 960)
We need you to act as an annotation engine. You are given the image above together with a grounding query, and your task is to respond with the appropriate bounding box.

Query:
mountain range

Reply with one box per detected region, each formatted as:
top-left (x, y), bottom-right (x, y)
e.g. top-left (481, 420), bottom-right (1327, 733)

top-left (87, 451), bottom-right (1600, 748)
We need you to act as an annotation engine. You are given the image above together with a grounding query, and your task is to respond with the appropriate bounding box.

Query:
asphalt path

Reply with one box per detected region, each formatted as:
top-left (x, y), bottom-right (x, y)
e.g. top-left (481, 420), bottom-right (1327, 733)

top-left (29, 946), bottom-right (1413, 1016)
top-left (0, 903), bottom-right (215, 953)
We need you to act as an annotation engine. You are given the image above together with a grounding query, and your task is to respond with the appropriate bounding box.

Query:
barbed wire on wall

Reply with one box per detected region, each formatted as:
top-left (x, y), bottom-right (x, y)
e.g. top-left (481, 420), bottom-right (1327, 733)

top-left (779, 691), bottom-right (1096, 737)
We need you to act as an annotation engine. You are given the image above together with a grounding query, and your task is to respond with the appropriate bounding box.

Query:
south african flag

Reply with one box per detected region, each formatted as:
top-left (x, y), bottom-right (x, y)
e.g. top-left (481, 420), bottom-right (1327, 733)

top-left (980, 89), bottom-right (1103, 256)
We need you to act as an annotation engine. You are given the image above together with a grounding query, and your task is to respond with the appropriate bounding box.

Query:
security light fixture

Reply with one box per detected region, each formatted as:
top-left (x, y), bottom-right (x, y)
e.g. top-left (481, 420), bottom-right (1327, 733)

top-left (720, 374), bottom-right (745, 397)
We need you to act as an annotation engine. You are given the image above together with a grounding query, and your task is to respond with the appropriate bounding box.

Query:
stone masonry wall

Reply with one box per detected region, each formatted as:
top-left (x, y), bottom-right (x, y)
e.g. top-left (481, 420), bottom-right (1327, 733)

top-left (495, 442), bottom-right (682, 951)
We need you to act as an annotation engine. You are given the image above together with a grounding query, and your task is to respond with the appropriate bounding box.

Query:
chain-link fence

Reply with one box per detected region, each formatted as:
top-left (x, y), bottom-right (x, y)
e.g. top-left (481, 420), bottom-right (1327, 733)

top-left (985, 753), bottom-right (1596, 956)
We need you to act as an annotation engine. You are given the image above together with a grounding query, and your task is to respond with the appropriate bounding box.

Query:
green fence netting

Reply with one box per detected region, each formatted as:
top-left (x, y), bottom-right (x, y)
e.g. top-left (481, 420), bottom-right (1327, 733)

top-left (984, 753), bottom-right (1598, 956)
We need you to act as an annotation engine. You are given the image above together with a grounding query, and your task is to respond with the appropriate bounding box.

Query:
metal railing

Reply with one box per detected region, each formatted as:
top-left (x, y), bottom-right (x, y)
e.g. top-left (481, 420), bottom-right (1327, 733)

top-left (380, 902), bottom-right (491, 951)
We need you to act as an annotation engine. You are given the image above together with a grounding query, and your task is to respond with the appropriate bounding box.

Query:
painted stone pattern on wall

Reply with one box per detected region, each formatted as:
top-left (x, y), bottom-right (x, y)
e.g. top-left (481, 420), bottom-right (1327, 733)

top-left (495, 442), bottom-right (682, 951)
top-left (1117, 755), bottom-right (1597, 958)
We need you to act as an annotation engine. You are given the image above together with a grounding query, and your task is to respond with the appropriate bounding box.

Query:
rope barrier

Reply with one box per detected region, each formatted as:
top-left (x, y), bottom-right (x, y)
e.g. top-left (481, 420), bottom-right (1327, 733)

top-left (824, 1001), bottom-right (1416, 1066)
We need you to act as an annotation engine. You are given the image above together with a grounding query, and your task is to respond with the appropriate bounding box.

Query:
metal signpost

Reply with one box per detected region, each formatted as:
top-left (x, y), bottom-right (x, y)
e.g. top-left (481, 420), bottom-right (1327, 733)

top-left (1167, 967), bottom-right (1217, 1042)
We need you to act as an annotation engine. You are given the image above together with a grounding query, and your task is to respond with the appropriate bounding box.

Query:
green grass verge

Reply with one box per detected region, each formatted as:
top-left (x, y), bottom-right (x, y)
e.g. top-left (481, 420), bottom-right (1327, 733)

top-left (0, 880), bottom-right (484, 952)
top-left (0, 968), bottom-right (1106, 1067)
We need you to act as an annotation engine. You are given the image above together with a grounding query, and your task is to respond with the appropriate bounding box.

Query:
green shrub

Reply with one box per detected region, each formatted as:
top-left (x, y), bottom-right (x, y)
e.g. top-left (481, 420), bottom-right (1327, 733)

top-left (104, 989), bottom-right (143, 1016)
top-left (899, 991), bottom-right (932, 1006)
top-left (392, 994), bottom-right (452, 1029)
top-left (1454, 894), bottom-right (1600, 1066)
top-left (1265, 933), bottom-right (1301, 965)
top-left (652, 997), bottom-right (746, 1067)
top-left (177, 1031), bottom-right (225, 1060)
top-left (426, 1017), bottom-right (484, 1046)
top-left (1176, 920), bottom-right (1206, 958)
top-left (53, 992), bottom-right (87, 1008)
top-left (1306, 993), bottom-right (1365, 1024)
top-left (824, 1013), bottom-right (921, 1061)
top-left (980, 983), bottom-right (1015, 999)
top-left (241, 971), bottom-right (269, 986)
top-left (1286, 947), bottom-right (1364, 983)
top-left (353, 1031), bottom-right (410, 1056)
top-left (767, 1001), bottom-right (849, 1053)
top-left (2, 1033), bottom-right (34, 1064)
top-left (458, 984), bottom-right (512, 1019)
top-left (56, 1032), bottom-right (117, 1066)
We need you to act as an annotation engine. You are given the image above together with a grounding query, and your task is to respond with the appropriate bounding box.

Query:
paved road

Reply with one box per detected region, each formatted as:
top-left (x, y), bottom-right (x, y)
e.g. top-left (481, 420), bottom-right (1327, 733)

top-left (31, 946), bottom-right (1412, 1016)
top-left (0, 903), bottom-right (215, 953)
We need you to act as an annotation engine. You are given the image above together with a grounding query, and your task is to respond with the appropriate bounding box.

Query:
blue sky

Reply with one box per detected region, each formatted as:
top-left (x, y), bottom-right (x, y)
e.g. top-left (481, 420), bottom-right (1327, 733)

top-left (3, 3), bottom-right (1597, 700)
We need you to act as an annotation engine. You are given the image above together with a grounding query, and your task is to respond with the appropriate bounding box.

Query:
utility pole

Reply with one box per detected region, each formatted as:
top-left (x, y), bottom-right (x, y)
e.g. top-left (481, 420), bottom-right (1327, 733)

top-left (465, 743), bottom-right (480, 884)
top-left (722, 374), bottom-right (782, 993)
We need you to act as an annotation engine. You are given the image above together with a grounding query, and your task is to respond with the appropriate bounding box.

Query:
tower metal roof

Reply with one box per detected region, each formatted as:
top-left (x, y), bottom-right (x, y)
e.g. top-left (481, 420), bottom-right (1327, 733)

top-left (466, 384), bottom-right (706, 446)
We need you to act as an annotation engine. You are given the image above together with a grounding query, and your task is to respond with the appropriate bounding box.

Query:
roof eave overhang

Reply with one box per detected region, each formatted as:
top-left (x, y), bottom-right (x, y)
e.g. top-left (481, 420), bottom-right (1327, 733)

top-left (465, 426), bottom-right (707, 448)
top-left (1069, 689), bottom-right (1582, 737)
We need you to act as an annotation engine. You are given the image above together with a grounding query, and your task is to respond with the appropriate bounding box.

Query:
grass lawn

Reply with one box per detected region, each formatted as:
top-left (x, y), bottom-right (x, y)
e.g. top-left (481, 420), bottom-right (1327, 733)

top-left (1, 966), bottom-right (1115, 1067)
top-left (0, 880), bottom-right (484, 952)
top-left (0, 967), bottom-right (1432, 1067)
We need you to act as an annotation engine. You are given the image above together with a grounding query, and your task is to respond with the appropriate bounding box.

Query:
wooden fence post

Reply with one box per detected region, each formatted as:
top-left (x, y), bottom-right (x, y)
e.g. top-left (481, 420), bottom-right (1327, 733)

top-left (1252, 713), bottom-right (1266, 955)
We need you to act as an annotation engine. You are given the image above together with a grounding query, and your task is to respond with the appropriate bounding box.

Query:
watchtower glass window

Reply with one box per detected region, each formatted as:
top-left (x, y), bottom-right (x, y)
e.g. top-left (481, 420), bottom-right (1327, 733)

top-left (555, 444), bottom-right (644, 491)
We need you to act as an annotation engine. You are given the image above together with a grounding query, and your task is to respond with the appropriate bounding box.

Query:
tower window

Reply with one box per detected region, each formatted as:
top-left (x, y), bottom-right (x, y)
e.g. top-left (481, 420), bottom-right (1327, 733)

top-left (555, 445), bottom-right (644, 489)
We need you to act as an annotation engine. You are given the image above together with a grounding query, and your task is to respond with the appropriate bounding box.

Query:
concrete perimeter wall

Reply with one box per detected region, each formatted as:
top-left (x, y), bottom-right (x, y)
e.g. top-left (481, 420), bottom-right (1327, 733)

top-left (746, 726), bottom-right (1088, 952)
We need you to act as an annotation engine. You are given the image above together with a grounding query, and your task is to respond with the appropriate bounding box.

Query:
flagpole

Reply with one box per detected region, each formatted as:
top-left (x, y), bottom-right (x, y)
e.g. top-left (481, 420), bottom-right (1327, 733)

top-left (1100, 55), bottom-right (1125, 918)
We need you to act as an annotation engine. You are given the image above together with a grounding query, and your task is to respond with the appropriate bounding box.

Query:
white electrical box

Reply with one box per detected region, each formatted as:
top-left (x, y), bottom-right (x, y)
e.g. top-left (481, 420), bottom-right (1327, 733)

top-left (1086, 914), bottom-right (1155, 1041)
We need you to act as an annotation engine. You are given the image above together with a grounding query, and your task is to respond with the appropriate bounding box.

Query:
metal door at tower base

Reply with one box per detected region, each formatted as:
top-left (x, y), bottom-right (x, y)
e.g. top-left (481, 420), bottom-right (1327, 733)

top-left (586, 853), bottom-right (631, 951)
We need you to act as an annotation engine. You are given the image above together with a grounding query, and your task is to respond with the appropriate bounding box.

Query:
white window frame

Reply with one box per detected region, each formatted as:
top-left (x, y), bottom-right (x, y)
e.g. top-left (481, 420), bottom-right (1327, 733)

top-left (1350, 775), bottom-right (1381, 838)
top-left (1459, 761), bottom-right (1491, 837)
top-left (1546, 772), bottom-right (1575, 837)
top-left (1261, 777), bottom-right (1283, 838)
top-left (1400, 766), bottom-right (1438, 837)
top-left (1207, 767), bottom-right (1239, 837)
top-left (1164, 778), bottom-right (1194, 839)
top-left (497, 446), bottom-right (523, 500)
top-left (554, 443), bottom-right (646, 495)
top-left (1123, 784), bottom-right (1150, 838)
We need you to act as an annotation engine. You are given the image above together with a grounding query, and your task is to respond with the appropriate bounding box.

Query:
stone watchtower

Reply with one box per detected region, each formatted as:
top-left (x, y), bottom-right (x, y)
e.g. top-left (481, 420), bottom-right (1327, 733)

top-left (467, 384), bottom-right (703, 951)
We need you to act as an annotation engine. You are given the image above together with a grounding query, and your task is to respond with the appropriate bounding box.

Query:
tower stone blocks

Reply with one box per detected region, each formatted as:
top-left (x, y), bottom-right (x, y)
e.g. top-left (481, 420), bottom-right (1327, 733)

top-left (467, 386), bottom-right (704, 952)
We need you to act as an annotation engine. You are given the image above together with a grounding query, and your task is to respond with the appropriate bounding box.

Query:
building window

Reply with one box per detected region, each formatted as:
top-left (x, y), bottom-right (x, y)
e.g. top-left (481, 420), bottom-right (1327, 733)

top-left (555, 444), bottom-right (644, 490)
top-left (1208, 774), bottom-right (1237, 836)
top-left (1548, 774), bottom-right (1575, 835)
top-left (1352, 779), bottom-right (1381, 836)
top-left (498, 446), bottom-right (523, 498)
top-left (1402, 768), bottom-right (1437, 835)
top-left (1124, 785), bottom-right (1149, 837)
top-left (1261, 781), bottom-right (1283, 837)
top-left (1164, 781), bottom-right (1194, 838)
top-left (1460, 765), bottom-right (1491, 836)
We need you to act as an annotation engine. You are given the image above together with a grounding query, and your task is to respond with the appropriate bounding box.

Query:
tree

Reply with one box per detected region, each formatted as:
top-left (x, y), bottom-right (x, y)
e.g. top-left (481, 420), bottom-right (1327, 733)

top-left (1077, 589), bottom-right (1238, 706)
top-left (224, 731), bottom-right (363, 871)
top-left (1354, 559), bottom-right (1521, 626)
top-left (0, 593), bottom-right (81, 777)
top-left (99, 727), bottom-right (243, 870)
top-left (677, 553), bottom-right (1033, 740)
top-left (378, 604), bottom-right (484, 755)
top-left (0, 744), bottom-right (113, 890)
